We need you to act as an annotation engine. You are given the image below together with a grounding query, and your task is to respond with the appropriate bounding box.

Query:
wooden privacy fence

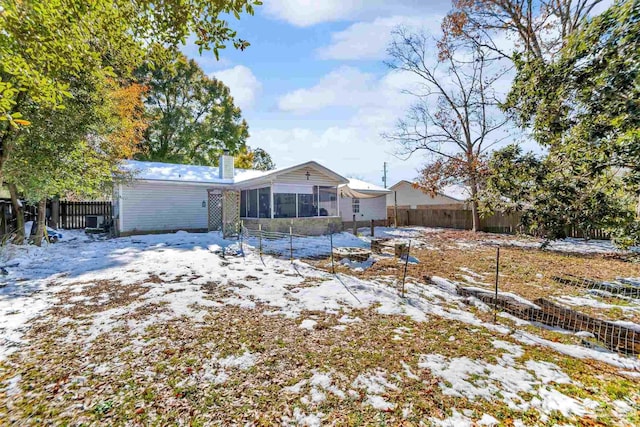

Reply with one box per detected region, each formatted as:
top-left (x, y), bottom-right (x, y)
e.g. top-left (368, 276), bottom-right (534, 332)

top-left (389, 208), bottom-right (522, 233)
top-left (389, 207), bottom-right (609, 239)
top-left (0, 199), bottom-right (112, 236)
top-left (60, 200), bottom-right (112, 229)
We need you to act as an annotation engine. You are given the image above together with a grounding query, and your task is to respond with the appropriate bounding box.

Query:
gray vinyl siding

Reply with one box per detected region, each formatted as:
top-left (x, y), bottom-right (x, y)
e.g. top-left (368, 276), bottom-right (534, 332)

top-left (119, 181), bottom-right (209, 233)
top-left (340, 195), bottom-right (387, 221)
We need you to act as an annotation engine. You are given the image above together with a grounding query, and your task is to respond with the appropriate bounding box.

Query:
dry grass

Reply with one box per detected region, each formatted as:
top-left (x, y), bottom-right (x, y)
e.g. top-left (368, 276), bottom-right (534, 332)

top-left (2, 232), bottom-right (640, 426)
top-left (323, 230), bottom-right (640, 324)
top-left (1, 273), bottom-right (638, 426)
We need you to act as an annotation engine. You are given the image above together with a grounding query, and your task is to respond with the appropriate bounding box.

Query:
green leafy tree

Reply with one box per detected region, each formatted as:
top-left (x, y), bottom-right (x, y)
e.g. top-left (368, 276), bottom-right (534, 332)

top-left (502, 0), bottom-right (640, 244)
top-left (0, 0), bottom-right (260, 180)
top-left (233, 146), bottom-right (276, 170)
top-left (484, 145), bottom-right (637, 244)
top-left (0, 0), bottom-right (261, 126)
top-left (135, 50), bottom-right (249, 165)
top-left (250, 148), bottom-right (276, 171)
top-left (508, 0), bottom-right (639, 178)
top-left (5, 74), bottom-right (145, 245)
top-left (0, 0), bottom-right (260, 244)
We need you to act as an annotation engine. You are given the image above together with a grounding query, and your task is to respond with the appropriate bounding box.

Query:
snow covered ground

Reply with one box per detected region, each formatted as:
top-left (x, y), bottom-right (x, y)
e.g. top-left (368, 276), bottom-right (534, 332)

top-left (1, 229), bottom-right (639, 425)
top-left (484, 236), bottom-right (638, 255)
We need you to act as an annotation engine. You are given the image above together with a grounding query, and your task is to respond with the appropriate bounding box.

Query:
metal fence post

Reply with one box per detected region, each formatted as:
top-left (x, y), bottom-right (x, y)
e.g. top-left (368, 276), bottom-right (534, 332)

top-left (330, 232), bottom-right (335, 274)
top-left (352, 214), bottom-right (357, 236)
top-left (401, 240), bottom-right (411, 298)
top-left (370, 219), bottom-right (374, 237)
top-left (494, 246), bottom-right (500, 323)
top-left (394, 191), bottom-right (398, 228)
top-left (289, 226), bottom-right (293, 262)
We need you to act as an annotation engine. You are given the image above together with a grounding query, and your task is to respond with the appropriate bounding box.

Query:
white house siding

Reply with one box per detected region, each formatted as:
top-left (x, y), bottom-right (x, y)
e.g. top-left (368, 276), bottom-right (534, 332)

top-left (386, 181), bottom-right (464, 209)
top-left (118, 181), bottom-right (210, 234)
top-left (340, 195), bottom-right (387, 222)
top-left (271, 168), bottom-right (341, 187)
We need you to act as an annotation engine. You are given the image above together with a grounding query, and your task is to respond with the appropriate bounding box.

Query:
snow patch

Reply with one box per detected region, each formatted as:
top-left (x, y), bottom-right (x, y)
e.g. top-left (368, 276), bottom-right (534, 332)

top-left (419, 353), bottom-right (590, 418)
top-left (299, 319), bottom-right (317, 330)
top-left (219, 351), bottom-right (256, 370)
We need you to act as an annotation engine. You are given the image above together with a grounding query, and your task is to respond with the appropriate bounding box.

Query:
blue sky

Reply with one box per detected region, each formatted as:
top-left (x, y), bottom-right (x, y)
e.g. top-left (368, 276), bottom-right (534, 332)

top-left (182, 0), bottom-right (493, 186)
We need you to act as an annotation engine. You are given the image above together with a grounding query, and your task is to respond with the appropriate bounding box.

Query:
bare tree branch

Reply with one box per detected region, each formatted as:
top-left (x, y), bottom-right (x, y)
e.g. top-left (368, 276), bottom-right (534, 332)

top-left (384, 28), bottom-right (512, 231)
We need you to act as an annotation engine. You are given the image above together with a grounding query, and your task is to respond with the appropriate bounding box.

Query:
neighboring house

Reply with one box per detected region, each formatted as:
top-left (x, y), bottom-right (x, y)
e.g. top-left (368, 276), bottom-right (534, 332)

top-left (114, 154), bottom-right (355, 236)
top-left (339, 178), bottom-right (391, 223)
top-left (386, 180), bottom-right (469, 209)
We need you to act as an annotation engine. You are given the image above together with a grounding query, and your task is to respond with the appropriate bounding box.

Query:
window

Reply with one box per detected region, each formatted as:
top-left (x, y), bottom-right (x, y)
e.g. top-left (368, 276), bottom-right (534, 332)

top-left (352, 198), bottom-right (360, 213)
top-left (240, 190), bottom-right (247, 217)
top-left (298, 193), bottom-right (315, 217)
top-left (247, 189), bottom-right (258, 218)
top-left (318, 186), bottom-right (337, 216)
top-left (240, 187), bottom-right (270, 218)
top-left (258, 187), bottom-right (271, 218)
top-left (274, 193), bottom-right (296, 218)
top-left (268, 185), bottom-right (338, 218)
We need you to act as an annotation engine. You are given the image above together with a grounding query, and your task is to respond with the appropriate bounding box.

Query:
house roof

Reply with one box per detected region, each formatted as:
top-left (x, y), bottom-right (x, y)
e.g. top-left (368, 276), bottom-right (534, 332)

top-left (341, 178), bottom-right (390, 194)
top-left (441, 184), bottom-right (471, 201)
top-left (121, 160), bottom-right (262, 184)
top-left (235, 160), bottom-right (349, 187)
top-left (389, 180), bottom-right (470, 201)
top-left (121, 160), bottom-right (349, 186)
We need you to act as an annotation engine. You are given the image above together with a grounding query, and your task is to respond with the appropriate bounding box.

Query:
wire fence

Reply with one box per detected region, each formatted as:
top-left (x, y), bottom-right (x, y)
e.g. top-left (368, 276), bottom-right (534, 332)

top-left (552, 274), bottom-right (640, 299)
top-left (440, 246), bottom-right (640, 357)
top-left (239, 225), bottom-right (640, 357)
top-left (240, 226), bottom-right (335, 261)
top-left (239, 225), bottom-right (414, 289)
top-left (455, 285), bottom-right (640, 356)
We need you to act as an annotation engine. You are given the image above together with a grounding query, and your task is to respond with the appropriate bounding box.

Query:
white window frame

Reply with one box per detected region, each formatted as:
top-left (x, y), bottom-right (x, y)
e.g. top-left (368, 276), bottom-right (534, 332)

top-left (352, 198), bottom-right (360, 213)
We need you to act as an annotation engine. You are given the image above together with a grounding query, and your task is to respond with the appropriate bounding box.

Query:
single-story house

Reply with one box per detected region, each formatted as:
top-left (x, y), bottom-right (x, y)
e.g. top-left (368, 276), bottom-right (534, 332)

top-left (386, 180), bottom-right (469, 210)
top-left (339, 178), bottom-right (390, 224)
top-left (114, 155), bottom-right (387, 236)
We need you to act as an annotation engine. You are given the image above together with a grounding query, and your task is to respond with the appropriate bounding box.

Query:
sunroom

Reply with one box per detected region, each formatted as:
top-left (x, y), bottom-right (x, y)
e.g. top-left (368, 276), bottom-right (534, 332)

top-left (236, 161), bottom-right (348, 235)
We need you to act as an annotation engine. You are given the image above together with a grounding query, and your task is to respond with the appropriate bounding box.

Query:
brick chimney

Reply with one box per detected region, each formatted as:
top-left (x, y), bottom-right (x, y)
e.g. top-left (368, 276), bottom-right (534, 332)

top-left (219, 150), bottom-right (234, 180)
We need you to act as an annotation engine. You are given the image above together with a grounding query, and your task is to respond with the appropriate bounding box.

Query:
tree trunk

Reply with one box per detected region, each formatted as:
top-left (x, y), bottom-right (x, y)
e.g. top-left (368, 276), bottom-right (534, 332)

top-left (471, 199), bottom-right (481, 232)
top-left (50, 198), bottom-right (60, 229)
top-left (34, 198), bottom-right (47, 247)
top-left (8, 183), bottom-right (25, 244)
top-left (469, 177), bottom-right (481, 232)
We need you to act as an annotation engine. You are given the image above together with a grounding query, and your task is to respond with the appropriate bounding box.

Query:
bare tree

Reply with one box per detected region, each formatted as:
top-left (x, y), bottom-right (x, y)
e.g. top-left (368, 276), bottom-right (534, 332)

top-left (384, 28), bottom-right (510, 231)
top-left (441, 0), bottom-right (604, 61)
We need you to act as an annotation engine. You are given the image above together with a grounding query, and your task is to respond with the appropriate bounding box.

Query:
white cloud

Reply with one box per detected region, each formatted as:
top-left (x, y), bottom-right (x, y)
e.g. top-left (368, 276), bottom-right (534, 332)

top-left (264, 53), bottom-right (517, 184)
top-left (277, 65), bottom-right (423, 116)
top-left (264, 0), bottom-right (448, 27)
top-left (317, 15), bottom-right (443, 61)
top-left (264, 0), bottom-right (360, 27)
top-left (211, 65), bottom-right (262, 110)
top-left (256, 67), bottom-right (431, 184)
top-left (249, 126), bottom-right (418, 185)
top-left (278, 67), bottom-right (376, 113)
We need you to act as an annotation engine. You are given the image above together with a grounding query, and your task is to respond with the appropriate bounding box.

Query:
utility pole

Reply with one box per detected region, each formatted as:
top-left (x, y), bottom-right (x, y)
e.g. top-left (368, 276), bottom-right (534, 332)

top-left (382, 162), bottom-right (388, 188)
